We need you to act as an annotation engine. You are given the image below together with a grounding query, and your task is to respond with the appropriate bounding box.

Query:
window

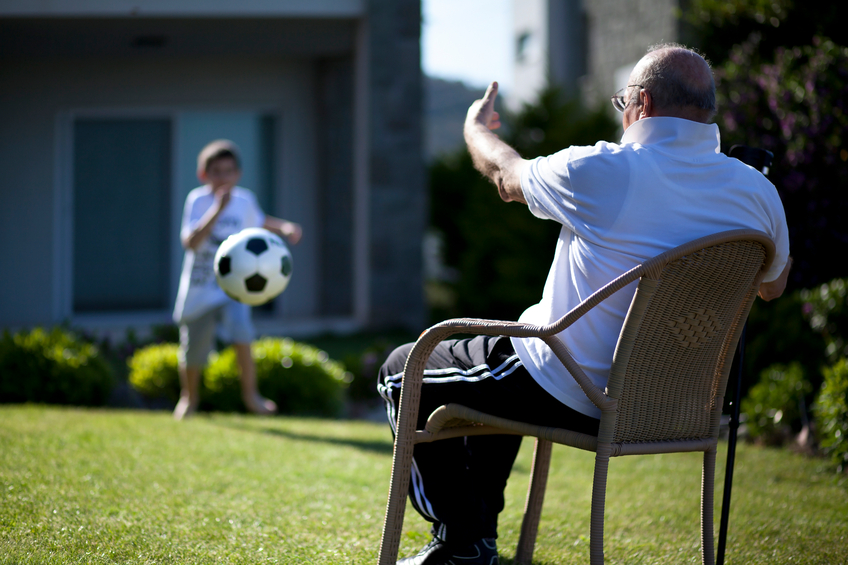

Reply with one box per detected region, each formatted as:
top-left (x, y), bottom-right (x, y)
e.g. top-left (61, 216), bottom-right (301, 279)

top-left (73, 118), bottom-right (172, 312)
top-left (516, 31), bottom-right (532, 62)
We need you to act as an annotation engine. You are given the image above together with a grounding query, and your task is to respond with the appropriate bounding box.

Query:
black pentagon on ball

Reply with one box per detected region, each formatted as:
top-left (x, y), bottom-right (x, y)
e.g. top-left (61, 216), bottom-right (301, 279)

top-left (245, 237), bottom-right (268, 255)
top-left (218, 255), bottom-right (232, 276)
top-left (281, 255), bottom-right (292, 277)
top-left (245, 273), bottom-right (267, 293)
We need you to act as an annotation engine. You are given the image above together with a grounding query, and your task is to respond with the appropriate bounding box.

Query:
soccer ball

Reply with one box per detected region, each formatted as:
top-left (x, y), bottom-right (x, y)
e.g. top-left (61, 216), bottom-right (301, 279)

top-left (214, 227), bottom-right (293, 306)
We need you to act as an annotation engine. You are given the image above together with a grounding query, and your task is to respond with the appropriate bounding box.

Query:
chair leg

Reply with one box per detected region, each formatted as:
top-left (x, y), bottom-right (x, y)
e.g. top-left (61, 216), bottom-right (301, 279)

top-left (377, 435), bottom-right (415, 565)
top-left (701, 447), bottom-right (717, 565)
top-left (515, 438), bottom-right (552, 565)
top-left (590, 444), bottom-right (612, 565)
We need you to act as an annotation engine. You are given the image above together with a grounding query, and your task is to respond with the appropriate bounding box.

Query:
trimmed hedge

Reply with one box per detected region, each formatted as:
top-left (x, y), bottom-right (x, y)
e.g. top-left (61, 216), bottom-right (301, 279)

top-left (127, 343), bottom-right (181, 403)
top-left (205, 338), bottom-right (350, 416)
top-left (0, 327), bottom-right (113, 406)
top-left (127, 338), bottom-right (351, 416)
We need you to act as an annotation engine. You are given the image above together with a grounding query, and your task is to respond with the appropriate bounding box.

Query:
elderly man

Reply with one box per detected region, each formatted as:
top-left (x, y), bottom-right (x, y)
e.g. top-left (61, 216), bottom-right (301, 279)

top-left (378, 44), bottom-right (790, 565)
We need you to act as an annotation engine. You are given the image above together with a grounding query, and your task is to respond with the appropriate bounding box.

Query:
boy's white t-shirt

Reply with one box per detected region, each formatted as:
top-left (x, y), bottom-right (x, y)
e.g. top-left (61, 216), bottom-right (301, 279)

top-left (173, 186), bottom-right (265, 324)
top-left (511, 117), bottom-right (790, 419)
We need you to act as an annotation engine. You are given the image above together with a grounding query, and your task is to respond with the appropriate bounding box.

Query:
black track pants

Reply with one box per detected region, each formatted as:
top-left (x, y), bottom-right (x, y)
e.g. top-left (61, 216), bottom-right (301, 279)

top-left (377, 335), bottom-right (599, 544)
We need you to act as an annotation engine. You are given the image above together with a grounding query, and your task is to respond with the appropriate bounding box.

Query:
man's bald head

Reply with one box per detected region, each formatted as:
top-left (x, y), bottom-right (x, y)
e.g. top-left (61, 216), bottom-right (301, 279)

top-left (629, 44), bottom-right (716, 123)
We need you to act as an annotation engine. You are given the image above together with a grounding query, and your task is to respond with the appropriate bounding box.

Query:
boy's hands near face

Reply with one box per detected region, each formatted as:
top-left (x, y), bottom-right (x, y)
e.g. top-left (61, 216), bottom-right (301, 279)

top-left (183, 183), bottom-right (233, 251)
top-left (203, 156), bottom-right (240, 210)
top-left (213, 183), bottom-right (234, 210)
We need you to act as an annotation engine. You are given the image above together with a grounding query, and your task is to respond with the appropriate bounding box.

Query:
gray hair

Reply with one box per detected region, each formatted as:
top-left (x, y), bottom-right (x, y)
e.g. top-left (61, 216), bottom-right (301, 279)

top-left (633, 43), bottom-right (716, 119)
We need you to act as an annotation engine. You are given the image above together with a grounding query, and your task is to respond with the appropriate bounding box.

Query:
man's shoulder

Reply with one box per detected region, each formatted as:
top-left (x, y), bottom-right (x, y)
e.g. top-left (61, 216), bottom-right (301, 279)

top-left (573, 139), bottom-right (623, 158)
top-left (720, 155), bottom-right (779, 195)
top-left (552, 140), bottom-right (629, 172)
top-left (544, 140), bottom-right (623, 166)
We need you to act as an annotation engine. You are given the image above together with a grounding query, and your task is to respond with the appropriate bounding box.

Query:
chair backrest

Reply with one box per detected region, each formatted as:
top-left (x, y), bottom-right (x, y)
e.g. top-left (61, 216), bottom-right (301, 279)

top-left (604, 231), bottom-right (774, 445)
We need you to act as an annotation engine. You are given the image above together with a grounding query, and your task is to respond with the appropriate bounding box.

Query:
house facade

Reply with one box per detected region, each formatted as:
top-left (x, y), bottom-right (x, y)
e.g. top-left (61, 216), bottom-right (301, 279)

top-left (0, 0), bottom-right (426, 337)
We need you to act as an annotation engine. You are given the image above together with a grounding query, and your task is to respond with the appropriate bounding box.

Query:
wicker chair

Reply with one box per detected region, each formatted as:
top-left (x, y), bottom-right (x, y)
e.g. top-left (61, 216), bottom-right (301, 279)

top-left (377, 229), bottom-right (775, 565)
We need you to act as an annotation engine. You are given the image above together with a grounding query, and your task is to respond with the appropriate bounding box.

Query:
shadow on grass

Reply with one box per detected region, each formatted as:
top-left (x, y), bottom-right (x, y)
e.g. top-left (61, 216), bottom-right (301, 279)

top-left (211, 419), bottom-right (395, 456)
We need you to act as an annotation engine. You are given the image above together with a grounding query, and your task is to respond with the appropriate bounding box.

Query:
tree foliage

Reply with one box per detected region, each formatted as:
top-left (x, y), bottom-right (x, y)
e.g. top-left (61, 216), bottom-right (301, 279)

top-left (684, 0), bottom-right (848, 65)
top-left (714, 36), bottom-right (848, 289)
top-left (682, 0), bottom-right (848, 290)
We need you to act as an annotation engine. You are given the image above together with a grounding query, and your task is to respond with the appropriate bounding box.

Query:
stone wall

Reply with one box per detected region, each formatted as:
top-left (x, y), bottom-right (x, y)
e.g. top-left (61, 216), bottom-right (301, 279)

top-left (366, 0), bottom-right (426, 330)
top-left (582, 0), bottom-right (681, 108)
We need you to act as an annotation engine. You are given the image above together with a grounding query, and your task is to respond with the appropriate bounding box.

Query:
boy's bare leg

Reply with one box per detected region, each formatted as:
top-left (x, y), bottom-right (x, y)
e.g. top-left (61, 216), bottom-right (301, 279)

top-left (174, 365), bottom-right (201, 420)
top-left (234, 342), bottom-right (277, 415)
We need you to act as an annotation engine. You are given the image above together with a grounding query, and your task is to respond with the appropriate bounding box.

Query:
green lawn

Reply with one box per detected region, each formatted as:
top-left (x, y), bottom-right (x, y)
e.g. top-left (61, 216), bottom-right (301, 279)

top-left (0, 406), bottom-right (845, 564)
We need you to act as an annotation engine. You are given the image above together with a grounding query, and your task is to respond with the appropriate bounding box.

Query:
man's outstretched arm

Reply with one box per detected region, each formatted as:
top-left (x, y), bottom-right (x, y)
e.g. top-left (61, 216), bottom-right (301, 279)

top-left (464, 82), bottom-right (530, 204)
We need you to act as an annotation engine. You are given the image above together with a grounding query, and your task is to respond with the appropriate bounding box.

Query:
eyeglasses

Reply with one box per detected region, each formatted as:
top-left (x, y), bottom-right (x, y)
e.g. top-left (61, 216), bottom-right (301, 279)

top-left (611, 85), bottom-right (644, 113)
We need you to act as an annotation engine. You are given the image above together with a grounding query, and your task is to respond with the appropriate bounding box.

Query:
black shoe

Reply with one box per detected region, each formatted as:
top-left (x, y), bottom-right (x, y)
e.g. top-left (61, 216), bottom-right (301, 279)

top-left (397, 536), bottom-right (498, 565)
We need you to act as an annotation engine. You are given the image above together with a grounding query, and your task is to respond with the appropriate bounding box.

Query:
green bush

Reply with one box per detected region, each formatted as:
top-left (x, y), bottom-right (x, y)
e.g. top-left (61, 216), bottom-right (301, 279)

top-left (127, 343), bottom-right (181, 403)
top-left (741, 290), bottom-right (827, 412)
top-left (814, 358), bottom-right (848, 473)
top-left (204, 338), bottom-right (351, 416)
top-left (0, 327), bottom-right (113, 406)
top-left (303, 330), bottom-right (418, 403)
top-left (802, 278), bottom-right (848, 362)
top-left (126, 338), bottom-right (351, 416)
top-left (742, 362), bottom-right (812, 445)
top-left (738, 278), bottom-right (848, 447)
top-left (340, 340), bottom-right (402, 402)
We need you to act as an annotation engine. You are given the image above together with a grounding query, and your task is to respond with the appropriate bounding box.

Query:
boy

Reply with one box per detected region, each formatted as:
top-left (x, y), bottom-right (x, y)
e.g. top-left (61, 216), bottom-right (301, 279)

top-left (172, 139), bottom-right (302, 420)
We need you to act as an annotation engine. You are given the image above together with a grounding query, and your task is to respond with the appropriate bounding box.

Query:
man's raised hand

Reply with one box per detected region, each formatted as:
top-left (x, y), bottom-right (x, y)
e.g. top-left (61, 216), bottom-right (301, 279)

top-left (463, 81), bottom-right (528, 204)
top-left (467, 81), bottom-right (502, 132)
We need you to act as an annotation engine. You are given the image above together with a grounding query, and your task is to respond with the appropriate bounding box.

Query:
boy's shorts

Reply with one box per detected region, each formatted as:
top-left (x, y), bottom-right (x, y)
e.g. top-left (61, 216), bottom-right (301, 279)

top-left (178, 300), bottom-right (255, 368)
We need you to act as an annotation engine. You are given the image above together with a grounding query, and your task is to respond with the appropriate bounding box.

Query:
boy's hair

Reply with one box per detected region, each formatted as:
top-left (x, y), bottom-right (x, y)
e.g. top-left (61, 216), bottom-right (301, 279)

top-left (197, 139), bottom-right (242, 173)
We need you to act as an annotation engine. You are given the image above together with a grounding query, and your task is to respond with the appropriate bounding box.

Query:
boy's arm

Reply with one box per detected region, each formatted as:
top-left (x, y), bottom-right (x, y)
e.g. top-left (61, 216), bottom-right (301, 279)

top-left (263, 216), bottom-right (303, 245)
top-left (182, 186), bottom-right (232, 251)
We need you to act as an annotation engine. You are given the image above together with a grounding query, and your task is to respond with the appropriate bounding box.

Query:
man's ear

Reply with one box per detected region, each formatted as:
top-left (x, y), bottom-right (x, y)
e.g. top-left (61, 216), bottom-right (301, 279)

top-left (197, 169), bottom-right (208, 183)
top-left (639, 89), bottom-right (653, 119)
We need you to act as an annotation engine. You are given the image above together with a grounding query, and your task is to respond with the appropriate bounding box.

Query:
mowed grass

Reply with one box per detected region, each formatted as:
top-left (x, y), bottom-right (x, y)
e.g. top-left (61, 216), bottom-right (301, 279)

top-left (0, 406), bottom-right (845, 564)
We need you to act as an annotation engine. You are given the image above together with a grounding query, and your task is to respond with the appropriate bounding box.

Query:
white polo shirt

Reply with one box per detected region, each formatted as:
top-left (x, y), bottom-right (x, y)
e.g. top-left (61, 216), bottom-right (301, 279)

top-left (512, 116), bottom-right (790, 419)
